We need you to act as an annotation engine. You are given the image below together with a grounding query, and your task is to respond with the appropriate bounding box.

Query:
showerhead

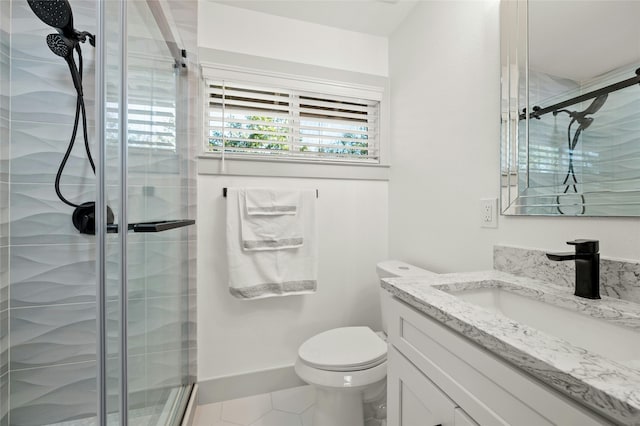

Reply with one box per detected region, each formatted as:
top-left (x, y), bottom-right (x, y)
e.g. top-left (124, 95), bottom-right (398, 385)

top-left (46, 32), bottom-right (73, 58)
top-left (583, 94), bottom-right (608, 116)
top-left (572, 94), bottom-right (608, 129)
top-left (27, 0), bottom-right (94, 46)
top-left (46, 33), bottom-right (82, 96)
top-left (555, 94), bottom-right (609, 130)
top-left (27, 0), bottom-right (74, 35)
top-left (579, 116), bottom-right (594, 131)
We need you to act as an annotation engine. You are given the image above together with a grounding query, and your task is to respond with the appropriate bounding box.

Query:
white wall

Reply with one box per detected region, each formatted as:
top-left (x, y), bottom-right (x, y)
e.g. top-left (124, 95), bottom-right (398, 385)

top-left (196, 1), bottom-right (390, 383)
top-left (197, 0), bottom-right (389, 76)
top-left (388, 0), bottom-right (640, 274)
top-left (197, 176), bottom-right (388, 380)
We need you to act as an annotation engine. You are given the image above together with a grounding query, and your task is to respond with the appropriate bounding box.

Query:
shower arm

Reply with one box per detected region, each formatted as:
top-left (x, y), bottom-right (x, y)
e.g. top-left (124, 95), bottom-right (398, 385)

top-left (519, 68), bottom-right (640, 121)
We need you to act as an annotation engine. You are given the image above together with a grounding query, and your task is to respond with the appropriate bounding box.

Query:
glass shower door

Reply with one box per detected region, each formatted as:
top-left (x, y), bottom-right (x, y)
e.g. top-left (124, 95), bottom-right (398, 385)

top-left (124, 1), bottom-right (195, 423)
top-left (100, 0), bottom-right (196, 424)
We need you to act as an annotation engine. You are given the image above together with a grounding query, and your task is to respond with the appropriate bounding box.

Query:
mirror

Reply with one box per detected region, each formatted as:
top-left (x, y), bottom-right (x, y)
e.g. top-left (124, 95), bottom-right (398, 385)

top-left (501, 0), bottom-right (640, 216)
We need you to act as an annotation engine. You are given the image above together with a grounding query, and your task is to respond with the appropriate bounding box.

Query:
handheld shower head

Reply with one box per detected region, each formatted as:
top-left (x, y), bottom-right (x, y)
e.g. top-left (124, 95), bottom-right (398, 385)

top-left (570, 94), bottom-right (608, 130)
top-left (46, 32), bottom-right (73, 58)
top-left (46, 33), bottom-right (82, 96)
top-left (555, 94), bottom-right (609, 129)
top-left (27, 0), bottom-right (74, 36)
top-left (28, 0), bottom-right (98, 219)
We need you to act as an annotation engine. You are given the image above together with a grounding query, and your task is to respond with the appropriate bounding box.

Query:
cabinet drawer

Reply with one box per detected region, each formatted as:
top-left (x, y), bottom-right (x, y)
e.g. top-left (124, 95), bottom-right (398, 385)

top-left (384, 292), bottom-right (611, 426)
top-left (388, 345), bottom-right (457, 426)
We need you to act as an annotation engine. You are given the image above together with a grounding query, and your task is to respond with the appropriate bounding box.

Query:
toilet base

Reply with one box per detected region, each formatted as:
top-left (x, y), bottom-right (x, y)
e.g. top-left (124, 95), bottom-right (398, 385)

top-left (294, 347), bottom-right (387, 426)
top-left (313, 387), bottom-right (364, 426)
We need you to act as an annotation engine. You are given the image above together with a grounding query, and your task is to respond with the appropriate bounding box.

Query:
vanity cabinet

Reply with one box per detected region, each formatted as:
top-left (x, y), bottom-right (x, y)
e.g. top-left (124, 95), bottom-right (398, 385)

top-left (388, 345), bottom-right (478, 426)
top-left (382, 292), bottom-right (613, 426)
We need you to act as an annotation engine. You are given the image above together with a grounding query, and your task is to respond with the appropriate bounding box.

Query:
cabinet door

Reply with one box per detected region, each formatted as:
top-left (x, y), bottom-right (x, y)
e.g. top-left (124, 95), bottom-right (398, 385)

top-left (388, 346), bottom-right (456, 426)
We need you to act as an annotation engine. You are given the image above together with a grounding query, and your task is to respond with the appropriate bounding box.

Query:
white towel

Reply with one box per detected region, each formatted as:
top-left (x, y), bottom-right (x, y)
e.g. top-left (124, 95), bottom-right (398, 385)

top-left (241, 188), bottom-right (303, 251)
top-left (245, 189), bottom-right (299, 215)
top-left (226, 188), bottom-right (318, 299)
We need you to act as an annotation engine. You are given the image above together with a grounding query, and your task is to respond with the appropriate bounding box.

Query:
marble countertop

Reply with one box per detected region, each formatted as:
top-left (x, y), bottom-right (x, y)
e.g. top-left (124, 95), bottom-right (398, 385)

top-left (382, 271), bottom-right (640, 425)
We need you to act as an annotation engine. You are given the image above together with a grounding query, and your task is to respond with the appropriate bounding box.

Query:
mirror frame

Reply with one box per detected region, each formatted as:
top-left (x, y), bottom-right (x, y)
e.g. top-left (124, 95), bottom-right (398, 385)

top-left (500, 0), bottom-right (529, 215)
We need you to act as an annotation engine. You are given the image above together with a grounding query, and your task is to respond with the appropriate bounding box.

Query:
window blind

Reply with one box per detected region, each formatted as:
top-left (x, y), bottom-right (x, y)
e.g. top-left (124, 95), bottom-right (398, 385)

top-left (205, 80), bottom-right (380, 163)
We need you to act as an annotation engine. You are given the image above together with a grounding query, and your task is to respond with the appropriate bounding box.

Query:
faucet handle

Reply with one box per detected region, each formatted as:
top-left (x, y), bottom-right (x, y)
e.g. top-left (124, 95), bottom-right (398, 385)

top-left (567, 239), bottom-right (599, 254)
top-left (546, 252), bottom-right (575, 261)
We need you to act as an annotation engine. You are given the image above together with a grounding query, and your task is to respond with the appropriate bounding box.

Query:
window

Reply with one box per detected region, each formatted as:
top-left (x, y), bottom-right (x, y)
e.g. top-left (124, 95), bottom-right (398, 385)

top-left (204, 78), bottom-right (381, 163)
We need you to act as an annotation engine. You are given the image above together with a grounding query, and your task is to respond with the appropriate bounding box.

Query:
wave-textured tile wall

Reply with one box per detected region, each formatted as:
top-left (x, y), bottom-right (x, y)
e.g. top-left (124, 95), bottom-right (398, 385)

top-left (9, 1), bottom-right (99, 423)
top-left (6, 0), bottom-right (199, 424)
top-left (0, 0), bottom-right (9, 423)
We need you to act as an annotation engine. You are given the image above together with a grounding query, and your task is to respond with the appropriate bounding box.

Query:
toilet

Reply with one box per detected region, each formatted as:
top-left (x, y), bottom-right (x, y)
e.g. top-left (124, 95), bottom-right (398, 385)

top-left (294, 260), bottom-right (435, 426)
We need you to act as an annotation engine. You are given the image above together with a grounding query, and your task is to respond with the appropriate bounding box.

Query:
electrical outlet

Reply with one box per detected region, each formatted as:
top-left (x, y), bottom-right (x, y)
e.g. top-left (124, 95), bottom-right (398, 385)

top-left (480, 198), bottom-right (498, 228)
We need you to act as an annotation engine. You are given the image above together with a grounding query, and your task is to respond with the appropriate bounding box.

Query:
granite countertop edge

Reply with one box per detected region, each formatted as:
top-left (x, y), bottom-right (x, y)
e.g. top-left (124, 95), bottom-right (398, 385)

top-left (381, 270), bottom-right (640, 425)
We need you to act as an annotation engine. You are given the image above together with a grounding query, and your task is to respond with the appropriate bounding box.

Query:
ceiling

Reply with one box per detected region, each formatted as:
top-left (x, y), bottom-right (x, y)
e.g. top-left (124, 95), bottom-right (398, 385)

top-left (208, 0), bottom-right (419, 36)
top-left (529, 0), bottom-right (640, 81)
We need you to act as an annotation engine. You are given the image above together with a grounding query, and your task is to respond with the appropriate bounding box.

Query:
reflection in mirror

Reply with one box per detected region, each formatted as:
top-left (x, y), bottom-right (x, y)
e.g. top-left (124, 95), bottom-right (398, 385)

top-left (501, 0), bottom-right (640, 216)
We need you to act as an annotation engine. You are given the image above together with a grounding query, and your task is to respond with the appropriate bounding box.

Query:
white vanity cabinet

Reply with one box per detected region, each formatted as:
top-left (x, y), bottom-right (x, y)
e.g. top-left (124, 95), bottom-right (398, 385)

top-left (382, 292), bottom-right (613, 426)
top-left (388, 345), bottom-right (478, 426)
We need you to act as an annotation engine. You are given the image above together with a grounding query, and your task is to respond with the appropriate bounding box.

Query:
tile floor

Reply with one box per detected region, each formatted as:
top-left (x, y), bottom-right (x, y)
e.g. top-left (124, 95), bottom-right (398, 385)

top-left (193, 385), bottom-right (387, 426)
top-left (193, 385), bottom-right (315, 426)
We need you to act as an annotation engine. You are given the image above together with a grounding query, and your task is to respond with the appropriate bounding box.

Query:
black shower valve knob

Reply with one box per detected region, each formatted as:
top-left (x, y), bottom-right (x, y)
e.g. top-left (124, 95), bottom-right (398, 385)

top-left (72, 202), bottom-right (115, 235)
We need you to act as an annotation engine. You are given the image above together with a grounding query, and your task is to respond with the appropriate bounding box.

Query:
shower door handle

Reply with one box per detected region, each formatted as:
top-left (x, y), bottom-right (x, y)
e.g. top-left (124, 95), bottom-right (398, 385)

top-left (106, 219), bottom-right (195, 233)
top-left (131, 219), bottom-right (195, 232)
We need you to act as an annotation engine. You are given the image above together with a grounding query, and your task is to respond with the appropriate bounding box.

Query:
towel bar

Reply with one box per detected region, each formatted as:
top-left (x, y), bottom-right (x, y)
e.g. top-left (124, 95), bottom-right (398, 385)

top-left (223, 188), bottom-right (318, 198)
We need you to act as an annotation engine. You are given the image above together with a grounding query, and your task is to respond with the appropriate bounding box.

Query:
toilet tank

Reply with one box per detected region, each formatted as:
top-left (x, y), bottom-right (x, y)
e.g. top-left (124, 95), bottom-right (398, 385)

top-left (376, 260), bottom-right (436, 279)
top-left (377, 260), bottom-right (436, 334)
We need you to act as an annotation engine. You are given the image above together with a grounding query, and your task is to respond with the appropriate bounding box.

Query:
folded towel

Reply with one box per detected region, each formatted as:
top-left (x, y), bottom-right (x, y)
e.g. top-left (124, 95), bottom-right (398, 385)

top-left (240, 188), bottom-right (303, 251)
top-left (245, 188), bottom-right (299, 215)
top-left (226, 187), bottom-right (318, 299)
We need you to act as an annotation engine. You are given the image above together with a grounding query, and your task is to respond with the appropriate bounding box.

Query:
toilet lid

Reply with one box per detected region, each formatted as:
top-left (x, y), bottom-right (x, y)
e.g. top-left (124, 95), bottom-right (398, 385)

top-left (298, 327), bottom-right (387, 372)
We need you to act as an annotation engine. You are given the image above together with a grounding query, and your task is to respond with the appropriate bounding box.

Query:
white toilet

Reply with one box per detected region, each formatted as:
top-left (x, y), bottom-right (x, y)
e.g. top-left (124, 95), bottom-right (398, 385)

top-left (294, 260), bottom-right (435, 426)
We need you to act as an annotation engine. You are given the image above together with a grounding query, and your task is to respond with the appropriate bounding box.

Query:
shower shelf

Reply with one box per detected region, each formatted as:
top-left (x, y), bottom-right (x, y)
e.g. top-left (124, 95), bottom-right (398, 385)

top-left (106, 219), bottom-right (195, 233)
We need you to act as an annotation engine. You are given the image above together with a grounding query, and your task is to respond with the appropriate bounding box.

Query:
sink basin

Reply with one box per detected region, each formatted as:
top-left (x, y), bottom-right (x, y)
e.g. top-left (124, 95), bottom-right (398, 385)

top-left (446, 286), bottom-right (640, 365)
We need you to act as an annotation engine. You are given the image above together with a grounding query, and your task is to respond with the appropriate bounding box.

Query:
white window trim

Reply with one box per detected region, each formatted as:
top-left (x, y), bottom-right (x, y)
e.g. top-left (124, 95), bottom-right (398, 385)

top-left (199, 61), bottom-right (390, 180)
top-left (202, 63), bottom-right (385, 102)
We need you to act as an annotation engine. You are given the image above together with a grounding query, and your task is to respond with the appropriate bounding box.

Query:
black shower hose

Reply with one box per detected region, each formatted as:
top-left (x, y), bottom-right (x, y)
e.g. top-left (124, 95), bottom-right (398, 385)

top-left (554, 112), bottom-right (586, 215)
top-left (54, 43), bottom-right (95, 208)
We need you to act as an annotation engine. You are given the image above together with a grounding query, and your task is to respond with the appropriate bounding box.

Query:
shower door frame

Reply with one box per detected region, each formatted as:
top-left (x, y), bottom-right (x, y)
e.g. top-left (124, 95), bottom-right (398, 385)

top-left (95, 1), bottom-right (191, 424)
top-left (95, 0), bottom-right (109, 422)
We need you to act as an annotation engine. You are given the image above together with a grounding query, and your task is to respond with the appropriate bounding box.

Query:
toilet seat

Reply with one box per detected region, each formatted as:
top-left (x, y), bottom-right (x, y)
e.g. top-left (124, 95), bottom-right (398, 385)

top-left (298, 326), bottom-right (387, 372)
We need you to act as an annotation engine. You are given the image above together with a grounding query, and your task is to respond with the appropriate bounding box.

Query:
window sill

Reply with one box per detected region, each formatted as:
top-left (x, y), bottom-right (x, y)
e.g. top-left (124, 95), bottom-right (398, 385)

top-left (197, 155), bottom-right (390, 181)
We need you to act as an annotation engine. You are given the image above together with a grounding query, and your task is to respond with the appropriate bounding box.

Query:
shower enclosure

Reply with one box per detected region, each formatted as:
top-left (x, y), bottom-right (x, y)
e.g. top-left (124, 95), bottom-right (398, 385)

top-left (0, 0), bottom-right (198, 424)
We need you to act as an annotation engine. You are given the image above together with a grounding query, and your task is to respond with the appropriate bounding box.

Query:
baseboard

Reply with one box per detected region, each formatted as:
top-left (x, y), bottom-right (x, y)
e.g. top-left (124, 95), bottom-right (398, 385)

top-left (198, 365), bottom-right (305, 405)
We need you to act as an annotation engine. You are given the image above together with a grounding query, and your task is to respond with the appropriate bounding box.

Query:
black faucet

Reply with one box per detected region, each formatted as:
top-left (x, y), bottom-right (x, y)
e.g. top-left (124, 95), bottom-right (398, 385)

top-left (546, 239), bottom-right (600, 299)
